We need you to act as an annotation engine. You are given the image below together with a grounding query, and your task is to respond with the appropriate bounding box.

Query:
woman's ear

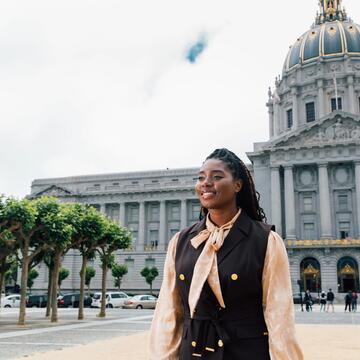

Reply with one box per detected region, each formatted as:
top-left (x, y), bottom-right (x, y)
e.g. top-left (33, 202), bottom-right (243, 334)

top-left (235, 179), bottom-right (243, 193)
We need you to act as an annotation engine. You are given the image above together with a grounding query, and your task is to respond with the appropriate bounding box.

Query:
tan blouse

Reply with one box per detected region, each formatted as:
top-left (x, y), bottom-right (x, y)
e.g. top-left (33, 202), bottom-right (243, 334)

top-left (149, 217), bottom-right (303, 360)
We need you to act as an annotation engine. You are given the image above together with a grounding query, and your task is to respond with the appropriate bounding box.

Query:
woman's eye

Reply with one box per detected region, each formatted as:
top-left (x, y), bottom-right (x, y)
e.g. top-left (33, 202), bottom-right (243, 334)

top-left (213, 176), bottom-right (223, 180)
top-left (198, 176), bottom-right (205, 181)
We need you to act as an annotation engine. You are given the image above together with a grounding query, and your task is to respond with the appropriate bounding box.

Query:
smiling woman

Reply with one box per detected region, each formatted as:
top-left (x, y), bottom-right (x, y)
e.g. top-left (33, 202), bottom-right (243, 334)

top-left (149, 148), bottom-right (303, 360)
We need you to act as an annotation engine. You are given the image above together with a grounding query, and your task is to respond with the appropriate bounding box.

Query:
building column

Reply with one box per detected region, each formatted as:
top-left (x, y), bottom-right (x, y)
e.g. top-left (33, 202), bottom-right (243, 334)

top-left (317, 79), bottom-right (325, 118)
top-left (284, 165), bottom-right (296, 240)
top-left (119, 202), bottom-right (126, 226)
top-left (273, 103), bottom-right (280, 136)
top-left (180, 199), bottom-right (187, 229)
top-left (268, 104), bottom-right (274, 138)
top-left (347, 75), bottom-right (355, 114)
top-left (291, 88), bottom-right (298, 130)
top-left (270, 166), bottom-right (282, 236)
top-left (318, 163), bottom-right (332, 239)
top-left (354, 161), bottom-right (360, 238)
top-left (137, 201), bottom-right (146, 251)
top-left (159, 200), bottom-right (167, 251)
top-left (100, 203), bottom-right (106, 215)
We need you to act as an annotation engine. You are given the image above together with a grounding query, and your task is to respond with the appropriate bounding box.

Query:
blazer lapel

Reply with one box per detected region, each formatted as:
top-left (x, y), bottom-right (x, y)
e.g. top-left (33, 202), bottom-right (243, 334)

top-left (217, 211), bottom-right (252, 266)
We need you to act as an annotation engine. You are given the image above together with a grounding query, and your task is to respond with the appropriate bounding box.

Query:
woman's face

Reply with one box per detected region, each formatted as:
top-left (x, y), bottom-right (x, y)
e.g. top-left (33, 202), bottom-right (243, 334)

top-left (195, 158), bottom-right (243, 211)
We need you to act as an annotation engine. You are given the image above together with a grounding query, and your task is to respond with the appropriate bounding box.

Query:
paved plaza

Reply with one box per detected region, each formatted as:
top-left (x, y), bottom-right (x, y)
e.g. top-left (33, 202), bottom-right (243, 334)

top-left (0, 304), bottom-right (359, 359)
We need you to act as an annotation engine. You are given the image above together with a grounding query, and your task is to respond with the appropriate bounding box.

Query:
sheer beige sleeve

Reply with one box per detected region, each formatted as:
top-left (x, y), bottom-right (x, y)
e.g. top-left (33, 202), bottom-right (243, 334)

top-left (262, 231), bottom-right (304, 360)
top-left (149, 232), bottom-right (184, 360)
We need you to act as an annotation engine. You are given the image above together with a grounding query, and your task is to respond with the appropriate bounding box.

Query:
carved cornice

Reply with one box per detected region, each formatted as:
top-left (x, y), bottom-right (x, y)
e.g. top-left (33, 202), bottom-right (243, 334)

top-left (287, 239), bottom-right (360, 248)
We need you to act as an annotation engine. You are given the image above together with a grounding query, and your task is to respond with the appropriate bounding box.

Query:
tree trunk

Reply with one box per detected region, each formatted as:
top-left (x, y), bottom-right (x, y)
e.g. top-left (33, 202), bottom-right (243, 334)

top-left (78, 255), bottom-right (88, 320)
top-left (18, 244), bottom-right (29, 326)
top-left (45, 266), bottom-right (53, 317)
top-left (50, 251), bottom-right (61, 323)
top-left (117, 279), bottom-right (121, 292)
top-left (98, 263), bottom-right (108, 318)
top-left (150, 282), bottom-right (153, 295)
top-left (0, 271), bottom-right (4, 308)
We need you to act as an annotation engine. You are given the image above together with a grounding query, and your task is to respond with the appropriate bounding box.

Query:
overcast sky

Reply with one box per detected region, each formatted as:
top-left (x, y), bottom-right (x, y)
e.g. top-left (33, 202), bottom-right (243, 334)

top-left (1, 0), bottom-right (360, 198)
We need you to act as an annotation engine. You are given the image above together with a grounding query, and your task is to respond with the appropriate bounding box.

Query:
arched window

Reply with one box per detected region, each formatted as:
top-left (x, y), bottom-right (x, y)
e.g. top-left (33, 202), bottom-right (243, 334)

top-left (300, 257), bottom-right (321, 292)
top-left (337, 257), bottom-right (360, 293)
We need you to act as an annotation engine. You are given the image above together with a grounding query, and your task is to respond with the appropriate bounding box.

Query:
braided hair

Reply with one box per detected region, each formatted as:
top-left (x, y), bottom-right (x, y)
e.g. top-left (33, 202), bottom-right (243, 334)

top-left (200, 148), bottom-right (267, 222)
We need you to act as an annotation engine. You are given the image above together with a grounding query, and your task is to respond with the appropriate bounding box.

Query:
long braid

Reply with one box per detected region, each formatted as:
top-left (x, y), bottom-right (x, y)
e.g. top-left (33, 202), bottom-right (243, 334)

top-left (200, 148), bottom-right (267, 223)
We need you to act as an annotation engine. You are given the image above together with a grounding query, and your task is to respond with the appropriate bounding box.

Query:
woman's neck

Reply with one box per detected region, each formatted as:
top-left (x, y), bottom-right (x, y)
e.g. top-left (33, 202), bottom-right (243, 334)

top-left (208, 207), bottom-right (239, 227)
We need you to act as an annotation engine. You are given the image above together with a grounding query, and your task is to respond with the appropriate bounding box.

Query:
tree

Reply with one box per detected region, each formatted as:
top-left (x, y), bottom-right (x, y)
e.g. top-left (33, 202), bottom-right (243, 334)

top-left (39, 201), bottom-right (73, 323)
top-left (97, 221), bottom-right (132, 318)
top-left (2, 197), bottom-right (44, 325)
top-left (65, 204), bottom-right (106, 320)
top-left (58, 267), bottom-right (70, 292)
top-left (111, 263), bottom-right (128, 291)
top-left (27, 268), bottom-right (39, 293)
top-left (140, 267), bottom-right (159, 294)
top-left (85, 266), bottom-right (96, 296)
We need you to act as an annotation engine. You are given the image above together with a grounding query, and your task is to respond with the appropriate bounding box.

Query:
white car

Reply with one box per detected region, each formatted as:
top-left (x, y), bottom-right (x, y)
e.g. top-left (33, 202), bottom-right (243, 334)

top-left (91, 291), bottom-right (129, 308)
top-left (1, 294), bottom-right (21, 308)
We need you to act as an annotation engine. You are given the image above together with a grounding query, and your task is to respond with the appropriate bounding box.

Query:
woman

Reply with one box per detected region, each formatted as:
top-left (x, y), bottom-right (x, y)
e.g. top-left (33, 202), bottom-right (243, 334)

top-left (149, 148), bottom-right (303, 359)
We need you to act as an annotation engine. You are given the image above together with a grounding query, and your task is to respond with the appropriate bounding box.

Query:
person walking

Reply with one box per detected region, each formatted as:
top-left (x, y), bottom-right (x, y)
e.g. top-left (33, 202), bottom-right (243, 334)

top-left (345, 291), bottom-right (352, 312)
top-left (326, 288), bottom-right (335, 312)
top-left (149, 148), bottom-right (303, 359)
top-left (304, 290), bottom-right (313, 312)
top-left (351, 291), bottom-right (358, 312)
top-left (319, 291), bottom-right (326, 312)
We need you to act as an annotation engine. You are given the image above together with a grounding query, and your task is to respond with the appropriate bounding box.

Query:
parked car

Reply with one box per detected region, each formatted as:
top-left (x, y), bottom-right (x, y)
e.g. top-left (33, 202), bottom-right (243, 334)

top-left (123, 294), bottom-right (157, 309)
top-left (57, 293), bottom-right (92, 308)
top-left (91, 291), bottom-right (129, 308)
top-left (1, 294), bottom-right (21, 308)
top-left (26, 294), bottom-right (48, 308)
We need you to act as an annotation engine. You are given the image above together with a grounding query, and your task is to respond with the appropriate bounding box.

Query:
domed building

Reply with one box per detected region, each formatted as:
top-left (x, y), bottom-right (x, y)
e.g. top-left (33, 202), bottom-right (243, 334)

top-left (29, 0), bottom-right (360, 298)
top-left (248, 0), bottom-right (360, 296)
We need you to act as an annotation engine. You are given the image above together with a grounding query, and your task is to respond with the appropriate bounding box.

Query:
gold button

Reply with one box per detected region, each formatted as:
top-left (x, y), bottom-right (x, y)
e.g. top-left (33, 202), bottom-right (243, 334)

top-left (191, 341), bottom-right (197, 347)
top-left (263, 332), bottom-right (268, 336)
top-left (218, 339), bottom-right (224, 347)
top-left (231, 274), bottom-right (238, 281)
top-left (179, 274), bottom-right (185, 281)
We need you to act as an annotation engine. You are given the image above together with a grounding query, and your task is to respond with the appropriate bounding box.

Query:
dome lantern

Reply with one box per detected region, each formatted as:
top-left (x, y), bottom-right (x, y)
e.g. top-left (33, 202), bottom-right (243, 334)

top-left (316, 0), bottom-right (347, 24)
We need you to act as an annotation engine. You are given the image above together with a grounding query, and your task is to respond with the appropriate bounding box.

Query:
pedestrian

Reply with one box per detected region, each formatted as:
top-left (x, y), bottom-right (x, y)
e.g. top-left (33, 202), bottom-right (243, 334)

top-left (344, 291), bottom-right (352, 312)
top-left (351, 291), bottom-right (358, 312)
top-left (304, 290), bottom-right (313, 312)
top-left (149, 149), bottom-right (303, 359)
top-left (319, 291), bottom-right (326, 312)
top-left (326, 288), bottom-right (335, 312)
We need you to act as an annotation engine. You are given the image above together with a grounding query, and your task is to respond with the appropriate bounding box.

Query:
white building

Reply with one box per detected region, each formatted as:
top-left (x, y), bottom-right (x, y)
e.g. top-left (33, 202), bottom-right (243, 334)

top-left (31, 0), bottom-right (360, 297)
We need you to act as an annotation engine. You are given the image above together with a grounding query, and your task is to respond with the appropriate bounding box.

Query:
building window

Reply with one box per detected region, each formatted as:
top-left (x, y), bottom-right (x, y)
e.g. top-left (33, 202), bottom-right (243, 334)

top-left (303, 197), bottom-right (313, 212)
top-left (149, 204), bottom-right (159, 222)
top-left (190, 203), bottom-right (201, 221)
top-left (331, 97), bottom-right (342, 111)
top-left (145, 258), bottom-right (156, 268)
top-left (339, 221), bottom-right (350, 239)
top-left (303, 222), bottom-right (315, 239)
top-left (129, 206), bottom-right (139, 222)
top-left (125, 258), bottom-right (135, 279)
top-left (149, 230), bottom-right (158, 249)
top-left (338, 194), bottom-right (348, 211)
top-left (287, 109), bottom-right (293, 128)
top-left (170, 228), bottom-right (179, 238)
top-left (169, 204), bottom-right (180, 221)
top-left (306, 102), bottom-right (315, 122)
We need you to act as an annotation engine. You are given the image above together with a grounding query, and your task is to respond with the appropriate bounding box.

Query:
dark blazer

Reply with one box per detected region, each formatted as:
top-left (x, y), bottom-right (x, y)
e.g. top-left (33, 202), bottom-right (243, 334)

top-left (175, 211), bottom-right (274, 360)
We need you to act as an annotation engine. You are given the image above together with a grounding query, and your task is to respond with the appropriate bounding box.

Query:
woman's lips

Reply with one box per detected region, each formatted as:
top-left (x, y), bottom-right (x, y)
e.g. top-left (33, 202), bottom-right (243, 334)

top-left (201, 191), bottom-right (216, 200)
